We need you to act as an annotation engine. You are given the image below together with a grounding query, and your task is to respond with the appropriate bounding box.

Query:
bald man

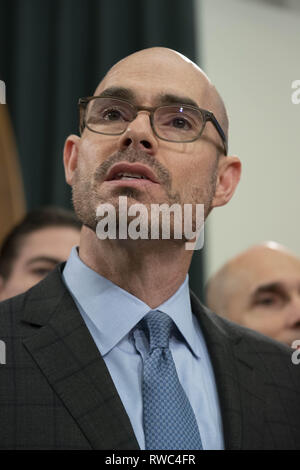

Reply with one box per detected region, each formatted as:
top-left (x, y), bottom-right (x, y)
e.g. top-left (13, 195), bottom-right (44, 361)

top-left (206, 242), bottom-right (300, 347)
top-left (1, 48), bottom-right (300, 451)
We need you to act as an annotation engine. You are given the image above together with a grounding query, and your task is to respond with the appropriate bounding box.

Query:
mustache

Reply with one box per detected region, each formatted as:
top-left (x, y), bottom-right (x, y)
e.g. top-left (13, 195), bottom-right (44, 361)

top-left (94, 148), bottom-right (172, 189)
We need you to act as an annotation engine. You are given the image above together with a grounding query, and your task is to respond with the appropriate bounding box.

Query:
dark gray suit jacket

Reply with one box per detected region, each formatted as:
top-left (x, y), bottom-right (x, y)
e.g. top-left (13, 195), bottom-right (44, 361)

top-left (1, 265), bottom-right (300, 449)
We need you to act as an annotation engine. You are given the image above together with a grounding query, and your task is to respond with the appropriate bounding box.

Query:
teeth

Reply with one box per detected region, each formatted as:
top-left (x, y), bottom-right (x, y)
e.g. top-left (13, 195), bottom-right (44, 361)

top-left (121, 176), bottom-right (141, 180)
top-left (115, 172), bottom-right (148, 180)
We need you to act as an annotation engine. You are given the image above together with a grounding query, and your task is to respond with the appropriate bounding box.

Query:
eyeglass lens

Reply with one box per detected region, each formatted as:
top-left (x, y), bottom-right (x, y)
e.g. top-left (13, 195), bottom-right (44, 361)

top-left (85, 98), bottom-right (205, 142)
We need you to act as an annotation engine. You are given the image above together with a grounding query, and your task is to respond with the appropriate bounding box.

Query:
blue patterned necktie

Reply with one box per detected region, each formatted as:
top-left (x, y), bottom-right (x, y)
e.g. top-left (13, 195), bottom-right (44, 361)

top-left (139, 310), bottom-right (203, 450)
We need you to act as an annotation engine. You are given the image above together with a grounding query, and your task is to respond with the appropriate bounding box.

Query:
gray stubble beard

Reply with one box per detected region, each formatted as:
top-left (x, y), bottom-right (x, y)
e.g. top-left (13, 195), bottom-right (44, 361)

top-left (71, 147), bottom-right (218, 239)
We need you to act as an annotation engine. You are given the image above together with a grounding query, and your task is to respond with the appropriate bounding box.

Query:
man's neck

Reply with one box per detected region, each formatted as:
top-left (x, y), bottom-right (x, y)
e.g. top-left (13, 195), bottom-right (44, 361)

top-left (78, 226), bottom-right (193, 308)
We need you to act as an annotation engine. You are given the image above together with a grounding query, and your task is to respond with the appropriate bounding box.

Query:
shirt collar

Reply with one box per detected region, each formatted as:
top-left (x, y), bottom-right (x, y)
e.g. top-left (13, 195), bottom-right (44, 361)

top-left (63, 246), bottom-right (201, 358)
top-left (158, 279), bottom-right (201, 358)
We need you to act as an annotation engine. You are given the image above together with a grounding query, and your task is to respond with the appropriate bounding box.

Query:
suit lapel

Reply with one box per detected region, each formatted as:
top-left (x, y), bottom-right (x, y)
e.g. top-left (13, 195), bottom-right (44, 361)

top-left (21, 267), bottom-right (265, 450)
top-left (22, 267), bottom-right (139, 450)
top-left (190, 292), bottom-right (265, 450)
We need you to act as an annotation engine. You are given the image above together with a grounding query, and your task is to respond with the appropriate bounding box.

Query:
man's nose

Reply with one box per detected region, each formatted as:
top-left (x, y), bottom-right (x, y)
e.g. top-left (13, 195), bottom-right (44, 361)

top-left (118, 112), bottom-right (158, 154)
top-left (285, 296), bottom-right (300, 327)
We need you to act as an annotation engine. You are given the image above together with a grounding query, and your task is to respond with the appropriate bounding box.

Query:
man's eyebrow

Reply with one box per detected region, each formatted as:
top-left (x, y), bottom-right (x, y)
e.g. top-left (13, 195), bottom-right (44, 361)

top-left (97, 88), bottom-right (199, 108)
top-left (250, 282), bottom-right (288, 300)
top-left (157, 93), bottom-right (199, 108)
top-left (25, 256), bottom-right (61, 267)
top-left (97, 87), bottom-right (136, 102)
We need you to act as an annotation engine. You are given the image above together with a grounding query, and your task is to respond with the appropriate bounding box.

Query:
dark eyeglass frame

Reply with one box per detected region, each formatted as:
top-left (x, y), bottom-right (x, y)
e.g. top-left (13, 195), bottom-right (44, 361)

top-left (78, 96), bottom-right (228, 156)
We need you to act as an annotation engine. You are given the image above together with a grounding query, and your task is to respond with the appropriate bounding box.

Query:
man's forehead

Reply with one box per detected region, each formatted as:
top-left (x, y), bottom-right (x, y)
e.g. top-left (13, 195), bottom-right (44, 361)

top-left (94, 85), bottom-right (200, 108)
top-left (94, 48), bottom-right (211, 104)
top-left (232, 247), bottom-right (300, 288)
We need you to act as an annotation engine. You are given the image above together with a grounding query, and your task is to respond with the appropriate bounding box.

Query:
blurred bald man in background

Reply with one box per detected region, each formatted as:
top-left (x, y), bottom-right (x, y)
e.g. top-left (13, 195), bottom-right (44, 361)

top-left (206, 242), bottom-right (300, 346)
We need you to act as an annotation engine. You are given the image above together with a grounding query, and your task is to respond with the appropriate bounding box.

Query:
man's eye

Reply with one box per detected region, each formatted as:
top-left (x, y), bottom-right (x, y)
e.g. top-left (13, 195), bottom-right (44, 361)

top-left (171, 117), bottom-right (191, 129)
top-left (161, 114), bottom-right (192, 130)
top-left (31, 268), bottom-right (52, 277)
top-left (160, 108), bottom-right (197, 130)
top-left (254, 294), bottom-right (284, 308)
top-left (102, 108), bottom-right (124, 121)
top-left (257, 297), bottom-right (276, 306)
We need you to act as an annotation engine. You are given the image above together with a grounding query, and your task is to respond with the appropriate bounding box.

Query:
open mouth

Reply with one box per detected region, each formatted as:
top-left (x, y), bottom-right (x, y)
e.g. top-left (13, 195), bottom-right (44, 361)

top-left (111, 172), bottom-right (150, 181)
top-left (105, 163), bottom-right (159, 184)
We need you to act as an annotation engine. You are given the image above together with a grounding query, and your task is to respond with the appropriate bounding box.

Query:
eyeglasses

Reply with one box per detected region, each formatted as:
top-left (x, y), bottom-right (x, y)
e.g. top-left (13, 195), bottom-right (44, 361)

top-left (78, 96), bottom-right (228, 155)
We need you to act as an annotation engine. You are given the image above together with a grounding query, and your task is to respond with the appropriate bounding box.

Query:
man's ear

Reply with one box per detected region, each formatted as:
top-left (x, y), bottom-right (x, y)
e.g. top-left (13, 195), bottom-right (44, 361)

top-left (63, 135), bottom-right (81, 186)
top-left (212, 155), bottom-right (241, 208)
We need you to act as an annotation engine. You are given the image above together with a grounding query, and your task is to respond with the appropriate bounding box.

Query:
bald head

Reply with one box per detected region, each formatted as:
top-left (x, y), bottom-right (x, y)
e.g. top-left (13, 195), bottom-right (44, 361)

top-left (206, 242), bottom-right (300, 345)
top-left (95, 47), bottom-right (229, 146)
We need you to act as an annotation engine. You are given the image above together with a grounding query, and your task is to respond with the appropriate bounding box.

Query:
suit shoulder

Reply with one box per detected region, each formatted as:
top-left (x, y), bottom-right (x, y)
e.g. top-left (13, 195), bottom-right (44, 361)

top-left (0, 291), bottom-right (28, 331)
top-left (0, 265), bottom-right (67, 335)
top-left (209, 307), bottom-right (293, 354)
top-left (191, 291), bottom-right (294, 358)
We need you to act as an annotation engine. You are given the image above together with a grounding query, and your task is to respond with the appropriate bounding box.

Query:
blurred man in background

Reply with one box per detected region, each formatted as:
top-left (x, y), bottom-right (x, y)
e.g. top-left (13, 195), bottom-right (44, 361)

top-left (0, 207), bottom-right (81, 301)
top-left (206, 241), bottom-right (300, 346)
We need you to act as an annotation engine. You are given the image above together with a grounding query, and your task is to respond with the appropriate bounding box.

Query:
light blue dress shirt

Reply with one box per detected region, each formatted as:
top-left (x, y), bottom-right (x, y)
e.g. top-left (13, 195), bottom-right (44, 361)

top-left (62, 247), bottom-right (224, 450)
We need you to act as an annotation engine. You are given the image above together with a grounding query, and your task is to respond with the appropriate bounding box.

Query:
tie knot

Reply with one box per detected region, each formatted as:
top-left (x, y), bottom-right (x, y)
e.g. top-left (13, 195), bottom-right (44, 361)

top-left (141, 310), bottom-right (173, 350)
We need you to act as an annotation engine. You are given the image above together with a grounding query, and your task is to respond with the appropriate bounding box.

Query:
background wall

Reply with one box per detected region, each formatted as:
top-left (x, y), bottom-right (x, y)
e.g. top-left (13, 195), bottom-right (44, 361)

top-left (0, 0), bottom-right (197, 210)
top-left (0, 0), bottom-right (206, 299)
top-left (197, 0), bottom-right (300, 281)
top-left (3, 0), bottom-right (300, 297)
